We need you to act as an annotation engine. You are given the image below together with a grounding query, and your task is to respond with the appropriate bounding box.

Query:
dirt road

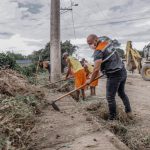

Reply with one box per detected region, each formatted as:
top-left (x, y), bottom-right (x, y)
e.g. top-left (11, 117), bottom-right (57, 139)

top-left (97, 73), bottom-right (150, 149)
top-left (31, 73), bottom-right (150, 150)
top-left (31, 93), bottom-right (128, 150)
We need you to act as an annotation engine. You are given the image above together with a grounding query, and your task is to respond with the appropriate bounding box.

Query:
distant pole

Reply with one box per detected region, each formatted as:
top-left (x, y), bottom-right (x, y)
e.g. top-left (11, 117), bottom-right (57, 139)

top-left (50, 0), bottom-right (61, 82)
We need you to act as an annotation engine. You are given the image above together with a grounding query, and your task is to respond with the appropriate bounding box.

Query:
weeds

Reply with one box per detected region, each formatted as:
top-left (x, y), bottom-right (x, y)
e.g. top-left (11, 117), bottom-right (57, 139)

top-left (86, 101), bottom-right (150, 150)
top-left (0, 95), bottom-right (42, 149)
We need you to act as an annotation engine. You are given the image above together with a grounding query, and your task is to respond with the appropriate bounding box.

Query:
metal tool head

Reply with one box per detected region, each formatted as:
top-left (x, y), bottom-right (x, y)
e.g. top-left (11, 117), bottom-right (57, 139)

top-left (51, 102), bottom-right (60, 111)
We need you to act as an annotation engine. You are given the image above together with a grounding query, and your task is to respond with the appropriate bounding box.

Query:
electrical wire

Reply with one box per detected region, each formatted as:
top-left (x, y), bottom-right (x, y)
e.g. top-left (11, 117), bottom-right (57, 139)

top-left (70, 0), bottom-right (76, 39)
top-left (61, 0), bottom-right (150, 39)
top-left (94, 1), bottom-right (120, 39)
top-left (61, 16), bottom-right (150, 30)
top-left (61, 10), bottom-right (70, 14)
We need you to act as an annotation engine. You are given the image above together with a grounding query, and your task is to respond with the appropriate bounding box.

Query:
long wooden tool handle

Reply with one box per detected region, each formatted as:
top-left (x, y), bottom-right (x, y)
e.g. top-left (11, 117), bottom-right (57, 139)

top-left (35, 60), bottom-right (40, 85)
top-left (54, 74), bottom-right (104, 103)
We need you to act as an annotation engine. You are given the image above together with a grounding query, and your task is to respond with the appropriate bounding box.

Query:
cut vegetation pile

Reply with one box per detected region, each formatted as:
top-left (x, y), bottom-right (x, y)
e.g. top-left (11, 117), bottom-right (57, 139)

top-left (0, 69), bottom-right (46, 150)
top-left (86, 101), bottom-right (132, 123)
top-left (0, 69), bottom-right (45, 99)
top-left (86, 101), bottom-right (150, 150)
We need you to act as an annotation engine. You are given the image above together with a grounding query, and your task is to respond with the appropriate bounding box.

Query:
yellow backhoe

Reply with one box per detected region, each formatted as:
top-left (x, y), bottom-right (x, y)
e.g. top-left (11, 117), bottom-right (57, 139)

top-left (125, 41), bottom-right (150, 81)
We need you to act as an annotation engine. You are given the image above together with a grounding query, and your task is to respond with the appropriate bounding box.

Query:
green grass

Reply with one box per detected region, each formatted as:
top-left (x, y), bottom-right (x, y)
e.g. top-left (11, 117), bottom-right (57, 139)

top-left (0, 95), bottom-right (42, 149)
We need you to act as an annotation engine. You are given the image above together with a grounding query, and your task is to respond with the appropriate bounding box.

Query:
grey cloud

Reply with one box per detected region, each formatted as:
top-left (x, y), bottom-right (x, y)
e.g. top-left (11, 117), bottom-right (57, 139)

top-left (122, 28), bottom-right (150, 43)
top-left (125, 29), bottom-right (150, 37)
top-left (21, 14), bottom-right (29, 19)
top-left (25, 41), bottom-right (43, 47)
top-left (10, 0), bottom-right (17, 2)
top-left (110, 0), bottom-right (133, 13)
top-left (0, 0), bottom-right (150, 54)
top-left (0, 32), bottom-right (14, 39)
top-left (18, 2), bottom-right (43, 14)
top-left (61, 0), bottom-right (150, 43)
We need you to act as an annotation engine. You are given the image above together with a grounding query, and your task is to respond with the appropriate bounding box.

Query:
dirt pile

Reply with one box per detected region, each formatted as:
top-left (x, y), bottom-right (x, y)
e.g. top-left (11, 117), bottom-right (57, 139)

top-left (0, 69), bottom-right (45, 98)
top-left (0, 70), bottom-right (47, 149)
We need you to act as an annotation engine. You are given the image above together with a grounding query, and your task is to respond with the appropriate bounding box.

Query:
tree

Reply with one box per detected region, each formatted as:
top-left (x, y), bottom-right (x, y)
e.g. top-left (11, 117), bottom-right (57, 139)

top-left (29, 40), bottom-right (77, 62)
top-left (0, 53), bottom-right (16, 69)
top-left (6, 51), bottom-right (26, 60)
top-left (61, 40), bottom-right (77, 55)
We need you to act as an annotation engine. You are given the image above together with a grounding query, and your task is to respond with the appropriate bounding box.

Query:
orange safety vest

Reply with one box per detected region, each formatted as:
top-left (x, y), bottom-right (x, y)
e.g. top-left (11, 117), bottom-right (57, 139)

top-left (96, 41), bottom-right (109, 51)
top-left (68, 56), bottom-right (83, 73)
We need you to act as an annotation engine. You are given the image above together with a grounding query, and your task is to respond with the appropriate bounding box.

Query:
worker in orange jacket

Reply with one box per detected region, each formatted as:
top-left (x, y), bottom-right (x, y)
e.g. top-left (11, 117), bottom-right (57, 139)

top-left (82, 59), bottom-right (99, 96)
top-left (63, 52), bottom-right (86, 101)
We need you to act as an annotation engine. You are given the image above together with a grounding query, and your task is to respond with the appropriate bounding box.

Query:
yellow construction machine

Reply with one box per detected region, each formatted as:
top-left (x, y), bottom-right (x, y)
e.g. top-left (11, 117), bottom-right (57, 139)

top-left (125, 41), bottom-right (150, 81)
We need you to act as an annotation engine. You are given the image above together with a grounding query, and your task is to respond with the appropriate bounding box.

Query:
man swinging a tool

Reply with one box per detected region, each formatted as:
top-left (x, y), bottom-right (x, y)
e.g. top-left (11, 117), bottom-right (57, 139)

top-left (86, 34), bottom-right (132, 120)
top-left (63, 52), bottom-right (86, 101)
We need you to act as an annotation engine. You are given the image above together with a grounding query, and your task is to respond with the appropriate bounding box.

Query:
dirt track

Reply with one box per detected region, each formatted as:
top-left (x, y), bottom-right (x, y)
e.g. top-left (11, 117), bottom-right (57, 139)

top-left (98, 73), bottom-right (150, 149)
top-left (31, 73), bottom-right (150, 150)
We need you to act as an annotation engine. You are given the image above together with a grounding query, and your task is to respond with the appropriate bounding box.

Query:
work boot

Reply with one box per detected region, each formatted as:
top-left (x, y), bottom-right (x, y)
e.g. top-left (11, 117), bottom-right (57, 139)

top-left (126, 112), bottom-right (133, 120)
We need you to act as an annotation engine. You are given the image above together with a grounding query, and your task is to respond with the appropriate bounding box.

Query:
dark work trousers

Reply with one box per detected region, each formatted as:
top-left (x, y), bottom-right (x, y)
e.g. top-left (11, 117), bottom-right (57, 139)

top-left (106, 68), bottom-right (132, 118)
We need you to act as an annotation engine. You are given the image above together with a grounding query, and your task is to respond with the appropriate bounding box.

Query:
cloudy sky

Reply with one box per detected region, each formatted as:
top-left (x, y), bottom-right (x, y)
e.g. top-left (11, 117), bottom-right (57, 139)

top-left (0, 0), bottom-right (150, 56)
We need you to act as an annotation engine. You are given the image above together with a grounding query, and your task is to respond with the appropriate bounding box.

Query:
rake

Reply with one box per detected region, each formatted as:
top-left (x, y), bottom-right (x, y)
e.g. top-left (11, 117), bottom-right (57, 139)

top-left (50, 74), bottom-right (104, 111)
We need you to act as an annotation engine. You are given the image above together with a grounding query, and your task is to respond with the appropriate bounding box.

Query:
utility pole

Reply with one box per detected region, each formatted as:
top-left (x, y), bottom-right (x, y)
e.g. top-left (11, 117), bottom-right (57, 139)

top-left (50, 0), bottom-right (61, 82)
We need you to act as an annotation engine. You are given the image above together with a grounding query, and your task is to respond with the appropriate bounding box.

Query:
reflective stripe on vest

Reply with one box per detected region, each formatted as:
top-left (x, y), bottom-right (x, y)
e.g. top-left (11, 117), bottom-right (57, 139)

top-left (95, 41), bottom-right (117, 63)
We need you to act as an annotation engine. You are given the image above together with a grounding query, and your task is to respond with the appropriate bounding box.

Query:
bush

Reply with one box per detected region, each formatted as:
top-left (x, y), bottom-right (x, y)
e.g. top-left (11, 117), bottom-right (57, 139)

top-left (0, 52), bottom-right (38, 80)
top-left (0, 53), bottom-right (16, 69)
top-left (0, 95), bottom-right (42, 149)
top-left (21, 64), bottom-right (36, 77)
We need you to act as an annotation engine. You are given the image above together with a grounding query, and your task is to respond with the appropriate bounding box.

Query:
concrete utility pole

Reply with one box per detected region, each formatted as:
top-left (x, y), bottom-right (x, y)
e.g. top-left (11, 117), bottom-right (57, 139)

top-left (50, 0), bottom-right (61, 82)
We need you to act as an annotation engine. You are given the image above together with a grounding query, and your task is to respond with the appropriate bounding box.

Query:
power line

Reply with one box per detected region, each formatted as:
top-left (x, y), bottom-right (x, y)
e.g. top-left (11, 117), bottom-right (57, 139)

top-left (61, 10), bottom-right (70, 14)
top-left (70, 0), bottom-right (76, 39)
top-left (61, 16), bottom-right (150, 30)
top-left (61, 0), bottom-right (150, 30)
top-left (94, 1), bottom-right (120, 39)
top-left (60, 0), bottom-right (71, 15)
top-left (60, 0), bottom-right (150, 43)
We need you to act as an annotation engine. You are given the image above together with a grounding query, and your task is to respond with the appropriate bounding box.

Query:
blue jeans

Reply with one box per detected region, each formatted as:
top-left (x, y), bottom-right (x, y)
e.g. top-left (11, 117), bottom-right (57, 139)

top-left (106, 68), bottom-right (131, 118)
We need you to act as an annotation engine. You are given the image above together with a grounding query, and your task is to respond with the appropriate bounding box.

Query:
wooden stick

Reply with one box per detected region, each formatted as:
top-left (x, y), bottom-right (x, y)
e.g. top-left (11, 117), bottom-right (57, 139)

top-left (53, 75), bottom-right (104, 103)
top-left (35, 61), bottom-right (40, 85)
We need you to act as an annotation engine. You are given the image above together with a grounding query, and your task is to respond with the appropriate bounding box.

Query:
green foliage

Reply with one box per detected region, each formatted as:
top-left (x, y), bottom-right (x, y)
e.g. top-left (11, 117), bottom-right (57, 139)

top-left (0, 52), bottom-right (39, 86)
top-left (0, 40), bottom-right (77, 76)
top-left (14, 63), bottom-right (37, 78)
top-left (0, 52), bottom-right (37, 78)
top-left (28, 49), bottom-right (45, 62)
top-left (6, 51), bottom-right (26, 60)
top-left (61, 40), bottom-right (77, 55)
top-left (21, 64), bottom-right (36, 77)
top-left (0, 53), bottom-right (16, 69)
top-left (0, 95), bottom-right (41, 149)
top-left (0, 136), bottom-right (6, 150)
top-left (29, 40), bottom-right (77, 62)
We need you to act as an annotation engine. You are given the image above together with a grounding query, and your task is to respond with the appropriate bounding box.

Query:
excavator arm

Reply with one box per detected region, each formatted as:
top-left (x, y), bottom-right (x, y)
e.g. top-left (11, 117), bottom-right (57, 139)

top-left (125, 41), bottom-right (142, 74)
